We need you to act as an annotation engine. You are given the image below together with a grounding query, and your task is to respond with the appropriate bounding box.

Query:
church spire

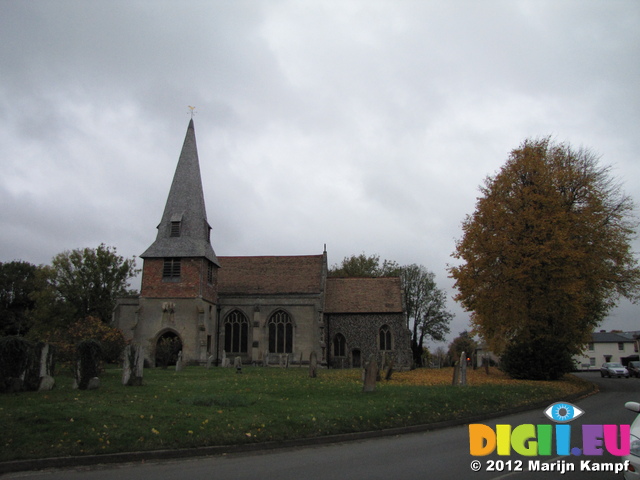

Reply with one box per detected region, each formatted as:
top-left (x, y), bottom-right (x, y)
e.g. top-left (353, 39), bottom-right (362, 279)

top-left (141, 119), bottom-right (220, 266)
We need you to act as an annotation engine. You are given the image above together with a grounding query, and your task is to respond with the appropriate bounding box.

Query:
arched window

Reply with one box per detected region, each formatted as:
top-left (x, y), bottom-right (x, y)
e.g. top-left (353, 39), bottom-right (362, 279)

top-left (224, 310), bottom-right (248, 353)
top-left (333, 333), bottom-right (346, 357)
top-left (379, 325), bottom-right (392, 351)
top-left (268, 310), bottom-right (293, 354)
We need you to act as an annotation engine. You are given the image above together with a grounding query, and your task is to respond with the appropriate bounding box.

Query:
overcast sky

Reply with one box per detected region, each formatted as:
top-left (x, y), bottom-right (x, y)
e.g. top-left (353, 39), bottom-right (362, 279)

top-left (1, 1), bottom-right (639, 346)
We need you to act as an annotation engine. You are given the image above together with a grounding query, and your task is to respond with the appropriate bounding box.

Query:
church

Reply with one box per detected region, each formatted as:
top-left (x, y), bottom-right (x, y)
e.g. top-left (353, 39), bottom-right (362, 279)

top-left (113, 119), bottom-right (412, 368)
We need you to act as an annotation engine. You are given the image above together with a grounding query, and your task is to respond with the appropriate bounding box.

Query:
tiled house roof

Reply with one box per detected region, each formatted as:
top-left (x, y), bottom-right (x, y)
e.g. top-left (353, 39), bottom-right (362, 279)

top-left (324, 277), bottom-right (404, 314)
top-left (217, 255), bottom-right (325, 295)
top-left (591, 332), bottom-right (635, 343)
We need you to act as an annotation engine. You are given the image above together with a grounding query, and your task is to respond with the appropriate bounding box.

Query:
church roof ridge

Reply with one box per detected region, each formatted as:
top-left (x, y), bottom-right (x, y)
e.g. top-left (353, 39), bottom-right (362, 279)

top-left (217, 254), bottom-right (324, 260)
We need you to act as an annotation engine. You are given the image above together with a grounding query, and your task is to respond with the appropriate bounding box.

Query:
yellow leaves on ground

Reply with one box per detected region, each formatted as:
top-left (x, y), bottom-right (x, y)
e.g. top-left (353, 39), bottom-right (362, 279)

top-left (387, 367), bottom-right (585, 396)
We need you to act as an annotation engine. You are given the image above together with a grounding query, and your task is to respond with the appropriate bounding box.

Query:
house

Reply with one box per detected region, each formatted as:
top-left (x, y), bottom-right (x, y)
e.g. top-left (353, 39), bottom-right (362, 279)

top-left (113, 119), bottom-right (412, 368)
top-left (573, 331), bottom-right (639, 370)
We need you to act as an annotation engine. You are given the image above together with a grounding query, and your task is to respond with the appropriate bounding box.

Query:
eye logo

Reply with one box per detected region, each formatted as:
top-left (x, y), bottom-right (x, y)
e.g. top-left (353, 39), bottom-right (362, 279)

top-left (544, 402), bottom-right (584, 423)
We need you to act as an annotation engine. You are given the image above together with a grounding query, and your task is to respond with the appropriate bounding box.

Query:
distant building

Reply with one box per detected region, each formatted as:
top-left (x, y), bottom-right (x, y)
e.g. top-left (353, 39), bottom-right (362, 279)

top-left (573, 331), bottom-right (639, 370)
top-left (113, 120), bottom-right (412, 368)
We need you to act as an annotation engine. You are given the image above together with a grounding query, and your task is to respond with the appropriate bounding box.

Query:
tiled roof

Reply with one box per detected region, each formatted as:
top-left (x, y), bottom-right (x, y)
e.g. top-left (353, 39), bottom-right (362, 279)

top-left (217, 255), bottom-right (325, 295)
top-left (324, 277), bottom-right (404, 314)
top-left (591, 332), bottom-right (635, 343)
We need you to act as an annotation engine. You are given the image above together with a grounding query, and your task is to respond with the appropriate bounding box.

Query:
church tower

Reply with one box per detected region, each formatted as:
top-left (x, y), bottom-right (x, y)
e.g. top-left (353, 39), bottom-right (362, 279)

top-left (140, 118), bottom-right (220, 300)
top-left (133, 119), bottom-right (220, 365)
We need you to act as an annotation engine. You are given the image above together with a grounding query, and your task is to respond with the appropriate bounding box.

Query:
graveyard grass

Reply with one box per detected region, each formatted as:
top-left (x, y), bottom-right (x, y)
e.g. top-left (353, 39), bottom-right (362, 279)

top-left (0, 366), bottom-right (589, 462)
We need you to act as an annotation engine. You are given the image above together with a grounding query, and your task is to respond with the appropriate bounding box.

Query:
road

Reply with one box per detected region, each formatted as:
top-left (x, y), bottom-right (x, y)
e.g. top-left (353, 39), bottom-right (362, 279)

top-left (4, 372), bottom-right (639, 480)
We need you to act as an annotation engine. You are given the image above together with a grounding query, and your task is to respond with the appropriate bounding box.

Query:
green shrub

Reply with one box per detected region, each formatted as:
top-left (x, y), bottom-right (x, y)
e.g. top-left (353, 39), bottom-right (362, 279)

top-left (155, 337), bottom-right (181, 368)
top-left (0, 336), bottom-right (36, 392)
top-left (500, 336), bottom-right (574, 380)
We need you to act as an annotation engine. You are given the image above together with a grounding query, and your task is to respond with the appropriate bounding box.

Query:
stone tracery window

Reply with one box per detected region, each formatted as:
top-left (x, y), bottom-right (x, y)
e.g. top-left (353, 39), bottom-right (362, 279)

top-left (333, 333), bottom-right (346, 357)
top-left (268, 310), bottom-right (293, 354)
top-left (379, 325), bottom-right (392, 351)
top-left (224, 310), bottom-right (248, 353)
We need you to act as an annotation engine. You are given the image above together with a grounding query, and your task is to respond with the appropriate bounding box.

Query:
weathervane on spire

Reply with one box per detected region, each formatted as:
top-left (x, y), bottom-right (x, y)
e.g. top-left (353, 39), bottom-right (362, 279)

top-left (188, 105), bottom-right (197, 118)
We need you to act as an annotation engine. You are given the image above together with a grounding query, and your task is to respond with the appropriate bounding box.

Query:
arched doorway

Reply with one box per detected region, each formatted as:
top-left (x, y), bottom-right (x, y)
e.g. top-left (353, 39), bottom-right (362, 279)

top-left (156, 331), bottom-right (182, 368)
top-left (352, 349), bottom-right (361, 368)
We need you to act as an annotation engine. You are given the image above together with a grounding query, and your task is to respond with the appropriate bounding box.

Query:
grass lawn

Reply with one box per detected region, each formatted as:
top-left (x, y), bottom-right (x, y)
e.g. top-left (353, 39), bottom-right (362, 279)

top-left (0, 366), bottom-right (590, 462)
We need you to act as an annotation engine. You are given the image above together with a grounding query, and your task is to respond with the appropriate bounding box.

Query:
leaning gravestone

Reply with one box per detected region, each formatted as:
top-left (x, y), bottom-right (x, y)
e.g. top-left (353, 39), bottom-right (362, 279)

top-left (221, 350), bottom-right (230, 368)
top-left (38, 343), bottom-right (54, 377)
top-left (363, 354), bottom-right (377, 393)
top-left (39, 375), bottom-right (55, 391)
top-left (384, 356), bottom-right (395, 381)
top-left (175, 351), bottom-right (184, 372)
top-left (460, 351), bottom-right (467, 386)
top-left (122, 344), bottom-right (143, 386)
top-left (309, 351), bottom-right (318, 378)
top-left (451, 360), bottom-right (459, 386)
top-left (38, 343), bottom-right (55, 391)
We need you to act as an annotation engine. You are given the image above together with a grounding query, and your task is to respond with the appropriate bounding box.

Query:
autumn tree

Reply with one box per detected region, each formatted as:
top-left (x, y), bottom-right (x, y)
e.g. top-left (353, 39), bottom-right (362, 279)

top-left (331, 253), bottom-right (453, 366)
top-left (33, 316), bottom-right (125, 364)
top-left (329, 253), bottom-right (400, 277)
top-left (450, 138), bottom-right (640, 379)
top-left (32, 244), bottom-right (139, 327)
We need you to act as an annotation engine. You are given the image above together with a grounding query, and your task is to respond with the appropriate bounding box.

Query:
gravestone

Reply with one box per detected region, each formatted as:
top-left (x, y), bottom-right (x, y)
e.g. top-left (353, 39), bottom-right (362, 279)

top-left (87, 377), bottom-right (100, 390)
top-left (206, 355), bottom-right (214, 369)
top-left (309, 351), bottom-right (317, 378)
top-left (460, 351), bottom-right (467, 386)
top-left (74, 339), bottom-right (101, 390)
top-left (363, 354), bottom-right (377, 393)
top-left (234, 356), bottom-right (242, 374)
top-left (384, 356), bottom-right (395, 381)
top-left (122, 344), bottom-right (143, 386)
top-left (175, 351), bottom-right (184, 372)
top-left (451, 360), bottom-right (459, 386)
top-left (263, 351), bottom-right (269, 367)
top-left (37, 343), bottom-right (55, 391)
top-left (38, 375), bottom-right (55, 391)
top-left (221, 350), bottom-right (230, 368)
top-left (122, 345), bottom-right (132, 385)
top-left (38, 343), bottom-right (54, 377)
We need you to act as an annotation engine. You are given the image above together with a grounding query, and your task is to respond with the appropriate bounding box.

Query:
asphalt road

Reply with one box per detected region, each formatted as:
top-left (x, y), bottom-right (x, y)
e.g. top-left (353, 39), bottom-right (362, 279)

top-left (4, 372), bottom-right (639, 480)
